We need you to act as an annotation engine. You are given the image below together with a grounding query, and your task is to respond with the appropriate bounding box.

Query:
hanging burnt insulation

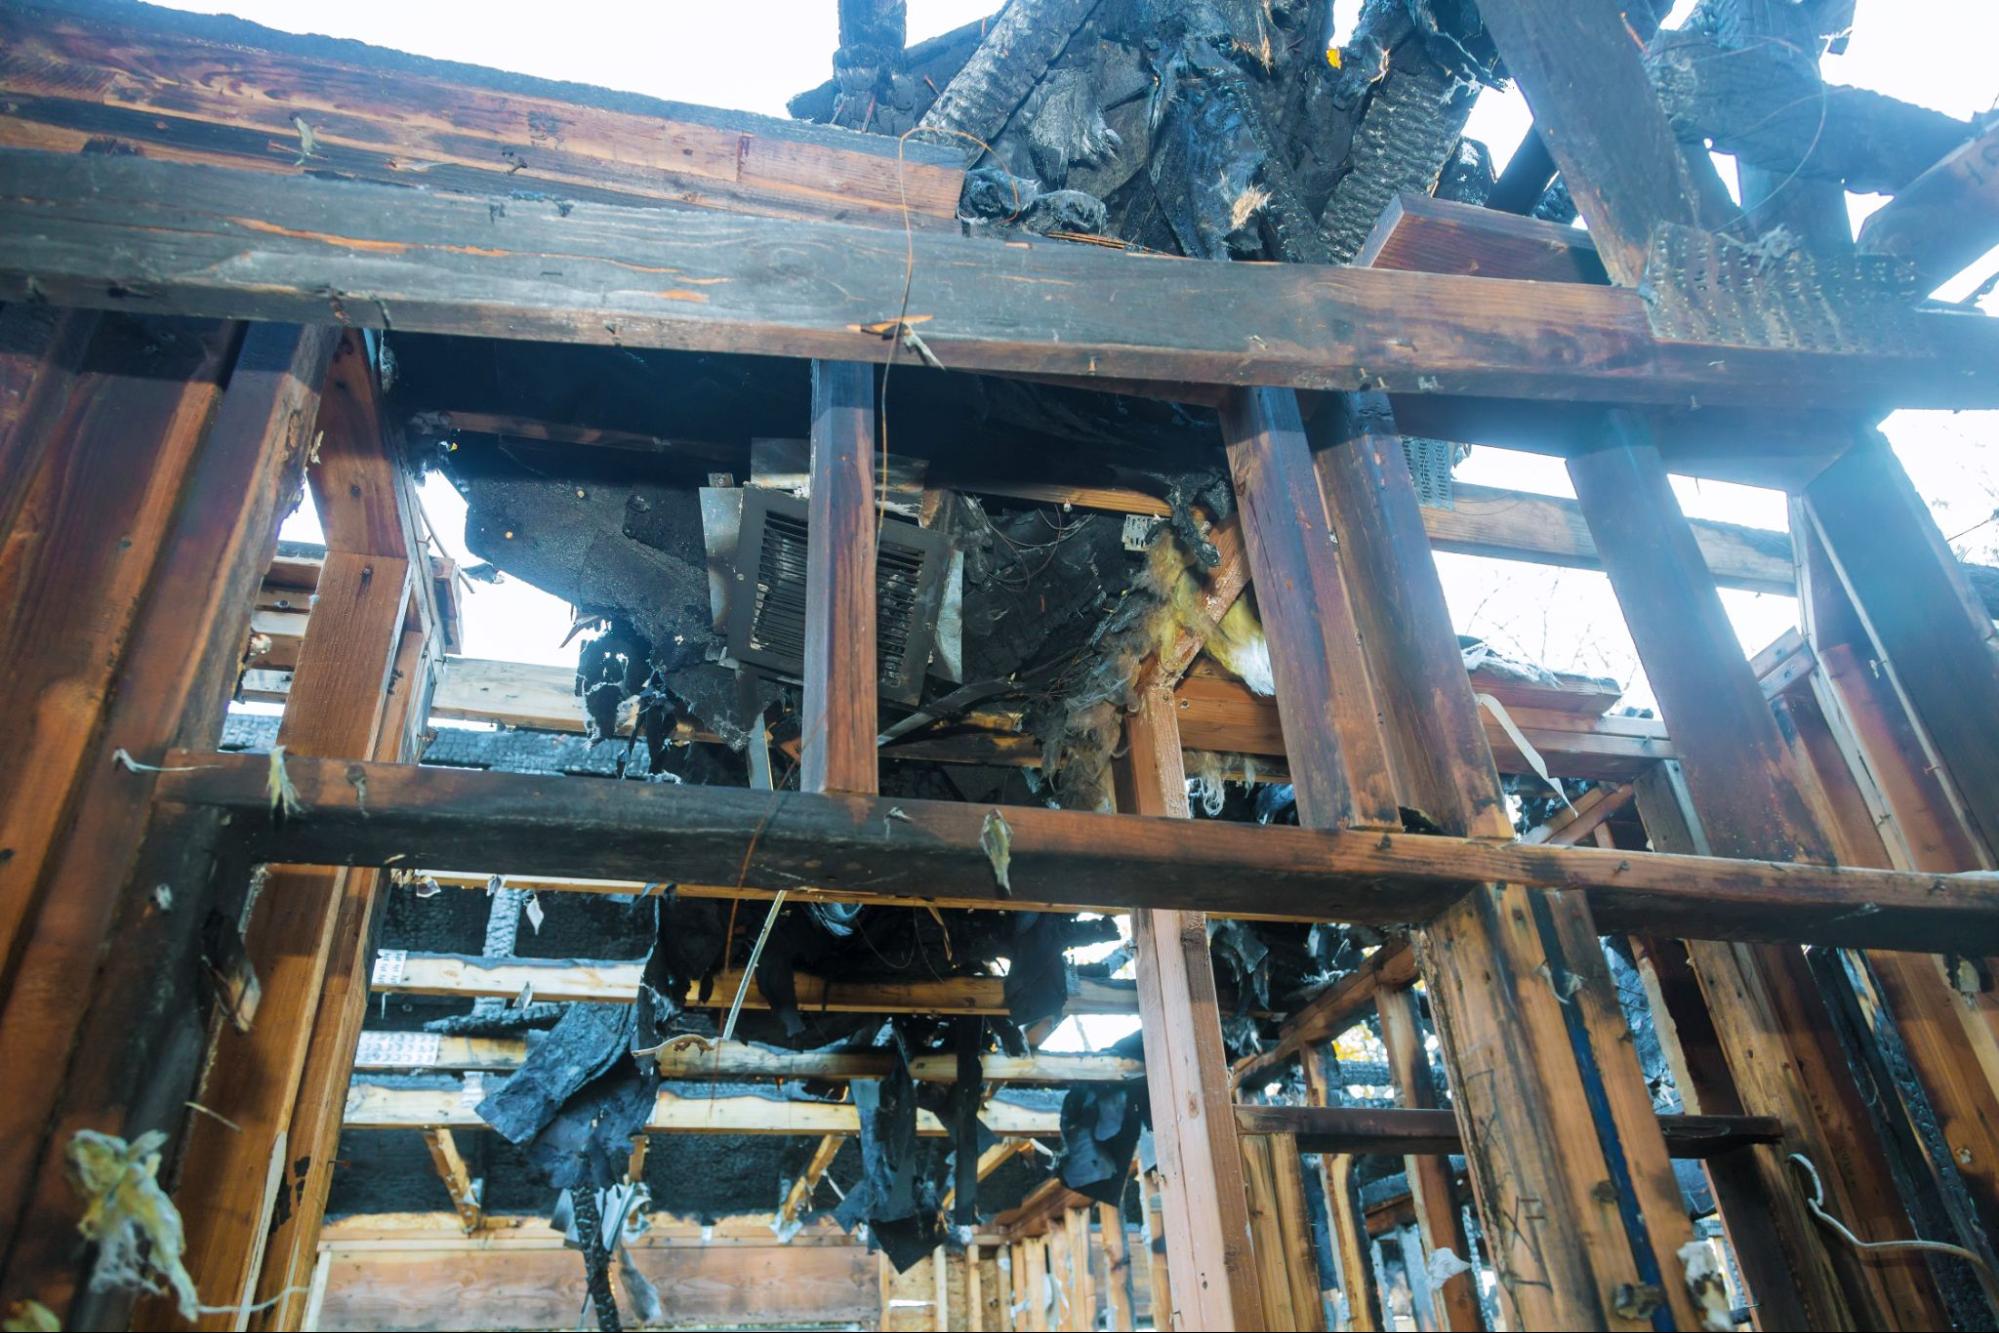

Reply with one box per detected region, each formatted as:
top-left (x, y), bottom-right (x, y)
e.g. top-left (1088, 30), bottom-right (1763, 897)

top-left (1055, 1082), bottom-right (1146, 1206)
top-left (944, 1018), bottom-right (988, 1228)
top-left (634, 891), bottom-right (727, 1054)
top-left (833, 1042), bottom-right (942, 1271)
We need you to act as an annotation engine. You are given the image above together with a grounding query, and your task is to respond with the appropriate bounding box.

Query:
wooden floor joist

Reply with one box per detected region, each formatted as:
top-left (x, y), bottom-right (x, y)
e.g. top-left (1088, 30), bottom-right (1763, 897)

top-left (369, 951), bottom-right (1141, 1016)
top-left (154, 751), bottom-right (1999, 951)
top-left (352, 1032), bottom-right (1141, 1083)
top-left (3, 150), bottom-right (1997, 415)
top-left (343, 1080), bottom-right (1060, 1137)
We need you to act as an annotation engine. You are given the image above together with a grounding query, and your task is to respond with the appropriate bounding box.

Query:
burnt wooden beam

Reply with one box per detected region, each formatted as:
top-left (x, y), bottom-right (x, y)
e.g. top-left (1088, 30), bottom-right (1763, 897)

top-left (1385, 393), bottom-right (1849, 492)
top-left (1357, 192), bottom-right (1608, 284)
top-left (1221, 387), bottom-right (1399, 831)
top-left (3, 151), bottom-right (1998, 414)
top-left (155, 333), bottom-right (420, 1333)
top-left (1858, 122), bottom-right (1999, 296)
top-left (1484, 131), bottom-right (1558, 215)
top-left (1478, 2), bottom-right (1734, 287)
top-left (1475, 4), bottom-right (1959, 1317)
top-left (0, 315), bottom-right (236, 1005)
top-left (1309, 390), bottom-right (1704, 1330)
top-left (1480, 0), bottom-right (1672, 220)
top-left (1804, 432), bottom-right (1999, 858)
top-left (344, 1081), bottom-right (1060, 1137)
top-left (351, 1033), bottom-right (1142, 1083)
top-left (1234, 1106), bottom-right (1785, 1161)
top-left (0, 3), bottom-right (963, 230)
top-left (151, 750), bottom-right (1999, 952)
top-left (0, 314), bottom-right (260, 1317)
top-left (918, 0), bottom-right (1097, 146)
top-left (1648, 27), bottom-right (1977, 199)
top-left (248, 350), bottom-right (436, 1333)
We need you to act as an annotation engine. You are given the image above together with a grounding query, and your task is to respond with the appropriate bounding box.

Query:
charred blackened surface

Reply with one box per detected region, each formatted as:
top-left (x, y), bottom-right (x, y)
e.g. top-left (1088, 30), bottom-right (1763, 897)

top-left (1654, 9), bottom-right (1979, 197)
top-left (1055, 1082), bottom-right (1145, 1205)
top-left (811, 0), bottom-right (1509, 266)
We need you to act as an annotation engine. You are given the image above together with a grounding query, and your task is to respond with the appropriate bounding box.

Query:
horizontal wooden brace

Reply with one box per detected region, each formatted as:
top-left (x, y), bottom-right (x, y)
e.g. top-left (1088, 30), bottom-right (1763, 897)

top-left (2, 150), bottom-right (1996, 414)
top-left (344, 1080), bottom-right (1061, 1136)
top-left (156, 752), bottom-right (1999, 951)
top-left (1232, 1105), bottom-right (1784, 1159)
top-left (353, 1032), bottom-right (1141, 1082)
top-left (370, 951), bottom-right (1140, 1016)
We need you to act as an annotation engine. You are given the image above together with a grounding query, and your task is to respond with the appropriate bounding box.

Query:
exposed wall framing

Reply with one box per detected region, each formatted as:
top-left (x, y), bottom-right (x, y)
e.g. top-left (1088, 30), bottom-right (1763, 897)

top-left (1, 1), bottom-right (1997, 1331)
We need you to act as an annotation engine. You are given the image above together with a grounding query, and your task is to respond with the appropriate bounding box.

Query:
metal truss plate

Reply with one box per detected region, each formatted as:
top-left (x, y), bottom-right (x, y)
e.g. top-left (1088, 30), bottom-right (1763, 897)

top-left (371, 948), bottom-right (407, 987)
top-left (354, 1030), bottom-right (442, 1068)
top-left (1640, 222), bottom-right (1924, 355)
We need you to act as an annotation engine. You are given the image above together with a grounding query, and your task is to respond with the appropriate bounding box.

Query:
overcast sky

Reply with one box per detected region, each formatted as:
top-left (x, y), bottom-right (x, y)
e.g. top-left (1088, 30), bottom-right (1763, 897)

top-left (174, 0), bottom-right (1999, 708)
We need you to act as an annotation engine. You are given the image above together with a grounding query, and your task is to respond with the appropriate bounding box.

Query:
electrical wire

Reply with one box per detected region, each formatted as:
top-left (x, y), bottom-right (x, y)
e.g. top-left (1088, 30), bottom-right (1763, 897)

top-left (1788, 1152), bottom-right (1999, 1313)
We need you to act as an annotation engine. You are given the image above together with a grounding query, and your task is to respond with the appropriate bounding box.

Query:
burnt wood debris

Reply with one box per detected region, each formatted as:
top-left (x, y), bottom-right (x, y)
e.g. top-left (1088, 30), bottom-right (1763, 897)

top-left (1, 0), bottom-right (1998, 1329)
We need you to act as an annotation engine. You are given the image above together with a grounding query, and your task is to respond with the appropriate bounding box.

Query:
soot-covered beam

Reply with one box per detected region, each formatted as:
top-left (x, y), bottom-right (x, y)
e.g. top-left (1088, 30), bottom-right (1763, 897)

top-left (1, 150), bottom-right (1997, 414)
top-left (150, 752), bottom-right (1999, 953)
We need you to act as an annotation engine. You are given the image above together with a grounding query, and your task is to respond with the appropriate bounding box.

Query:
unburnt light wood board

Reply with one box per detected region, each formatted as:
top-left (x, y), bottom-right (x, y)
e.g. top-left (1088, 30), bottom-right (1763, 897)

top-left (342, 1081), bottom-right (1060, 1137)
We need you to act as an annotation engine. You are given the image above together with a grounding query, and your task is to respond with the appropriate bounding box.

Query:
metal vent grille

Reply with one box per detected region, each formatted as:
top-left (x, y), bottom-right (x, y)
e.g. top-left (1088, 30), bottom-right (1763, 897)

top-left (727, 489), bottom-right (949, 705)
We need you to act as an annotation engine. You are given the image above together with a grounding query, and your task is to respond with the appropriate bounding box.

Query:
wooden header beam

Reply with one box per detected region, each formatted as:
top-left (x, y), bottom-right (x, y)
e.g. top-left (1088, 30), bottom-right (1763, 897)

top-left (152, 751), bottom-right (1999, 951)
top-left (312, 1215), bottom-right (881, 1329)
top-left (1, 150), bottom-right (1995, 415)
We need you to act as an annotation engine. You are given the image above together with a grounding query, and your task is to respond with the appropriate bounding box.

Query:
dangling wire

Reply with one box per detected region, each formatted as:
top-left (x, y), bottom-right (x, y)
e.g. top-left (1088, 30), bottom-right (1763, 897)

top-left (1788, 1152), bottom-right (1999, 1312)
